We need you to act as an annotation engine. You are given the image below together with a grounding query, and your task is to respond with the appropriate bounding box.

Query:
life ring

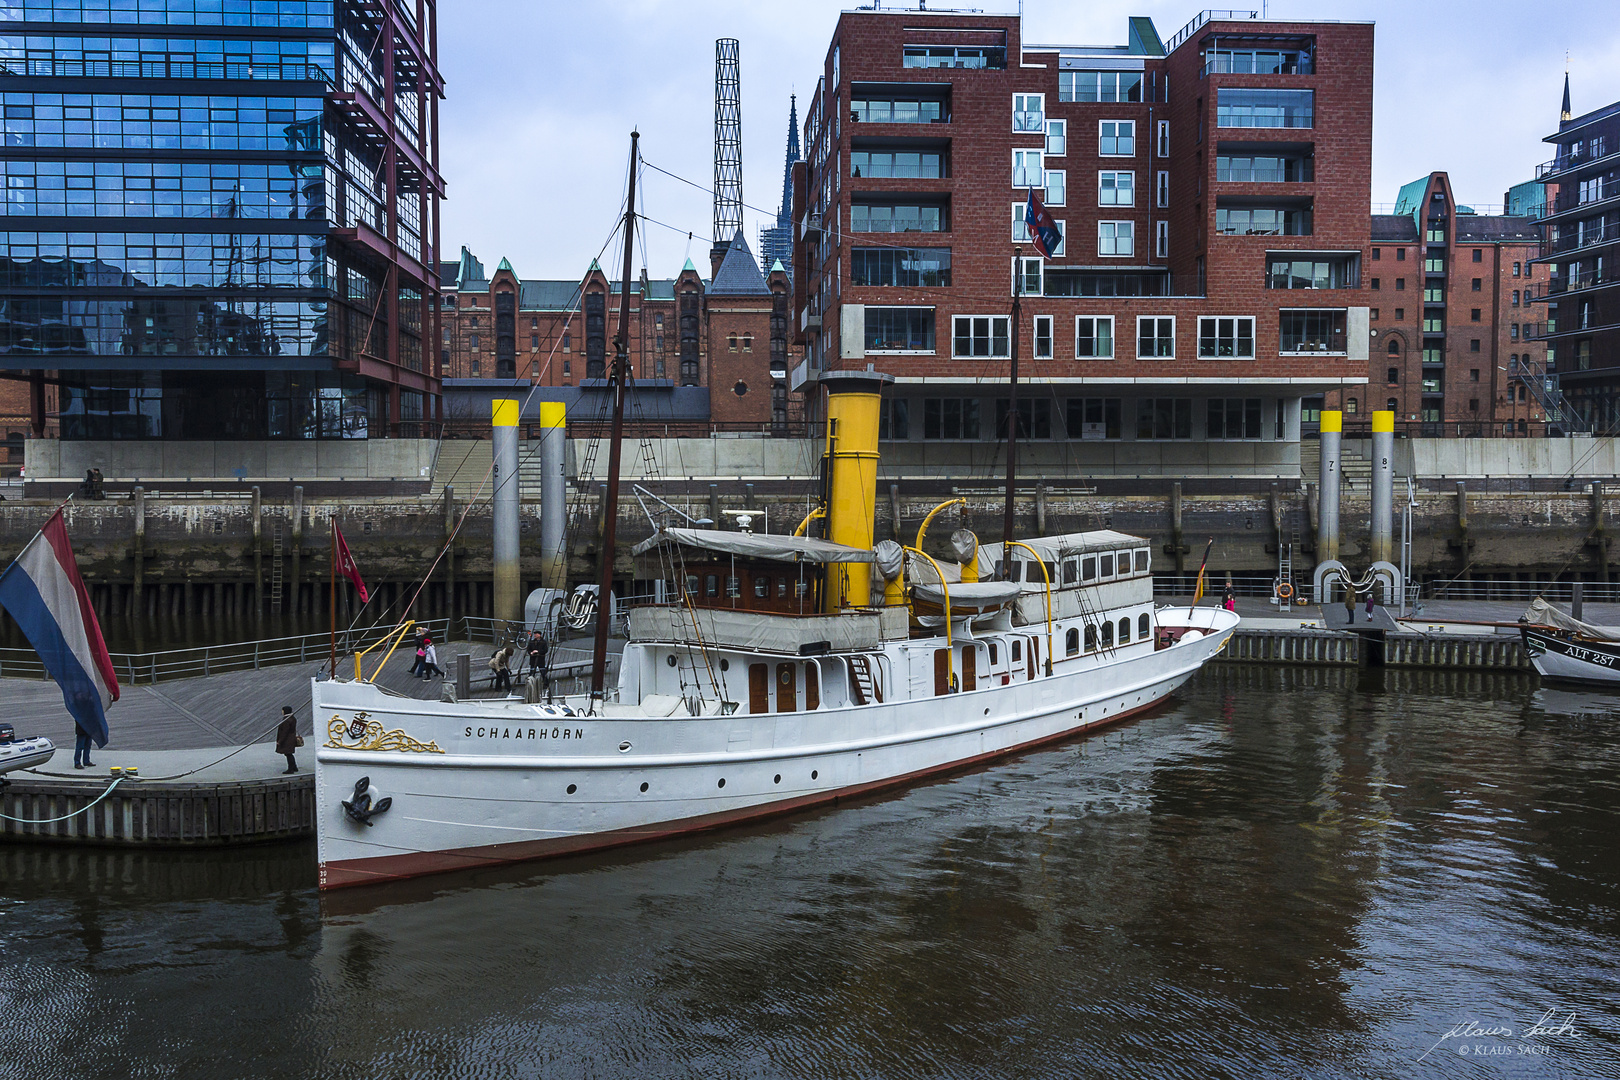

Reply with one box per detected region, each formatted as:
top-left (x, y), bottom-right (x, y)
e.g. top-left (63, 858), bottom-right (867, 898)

top-left (1275, 582), bottom-right (1294, 600)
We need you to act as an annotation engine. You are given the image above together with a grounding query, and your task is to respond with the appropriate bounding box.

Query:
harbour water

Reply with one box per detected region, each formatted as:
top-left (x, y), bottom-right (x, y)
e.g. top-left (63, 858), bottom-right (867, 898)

top-left (3, 665), bottom-right (1617, 1079)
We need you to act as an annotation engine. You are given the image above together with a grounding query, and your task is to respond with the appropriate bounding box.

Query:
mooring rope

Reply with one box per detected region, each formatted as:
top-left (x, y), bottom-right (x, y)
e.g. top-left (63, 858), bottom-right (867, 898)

top-left (0, 775), bottom-right (125, 823)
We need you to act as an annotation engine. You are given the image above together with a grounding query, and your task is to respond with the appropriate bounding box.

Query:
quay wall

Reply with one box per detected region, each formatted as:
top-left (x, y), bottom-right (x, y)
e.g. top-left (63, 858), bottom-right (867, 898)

top-left (1, 774), bottom-right (314, 846)
top-left (0, 481), bottom-right (1615, 624)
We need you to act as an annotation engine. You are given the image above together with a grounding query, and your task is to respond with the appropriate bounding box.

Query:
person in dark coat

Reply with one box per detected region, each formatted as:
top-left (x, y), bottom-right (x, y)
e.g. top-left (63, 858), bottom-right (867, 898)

top-left (1343, 585), bottom-right (1357, 627)
top-left (526, 631), bottom-right (549, 687)
top-left (73, 720), bottom-right (95, 769)
top-left (276, 706), bottom-right (299, 774)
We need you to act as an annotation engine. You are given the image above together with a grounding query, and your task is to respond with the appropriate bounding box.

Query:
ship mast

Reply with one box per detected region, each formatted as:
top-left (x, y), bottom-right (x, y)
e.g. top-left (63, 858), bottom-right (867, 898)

top-left (1001, 246), bottom-right (1023, 563)
top-left (590, 131), bottom-right (640, 700)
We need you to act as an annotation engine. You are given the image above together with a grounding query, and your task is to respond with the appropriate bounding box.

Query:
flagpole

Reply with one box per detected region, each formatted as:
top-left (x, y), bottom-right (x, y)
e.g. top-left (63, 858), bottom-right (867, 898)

top-left (1001, 241), bottom-right (1022, 558)
top-left (1187, 537), bottom-right (1214, 621)
top-left (329, 516), bottom-right (337, 678)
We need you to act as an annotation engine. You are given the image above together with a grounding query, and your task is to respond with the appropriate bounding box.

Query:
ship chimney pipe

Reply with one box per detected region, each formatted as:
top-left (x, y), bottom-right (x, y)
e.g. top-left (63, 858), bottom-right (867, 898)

top-left (538, 401), bottom-right (567, 592)
top-left (492, 398), bottom-right (522, 624)
top-left (1318, 410), bottom-right (1341, 569)
top-left (1370, 410), bottom-right (1395, 566)
top-left (819, 370), bottom-right (894, 612)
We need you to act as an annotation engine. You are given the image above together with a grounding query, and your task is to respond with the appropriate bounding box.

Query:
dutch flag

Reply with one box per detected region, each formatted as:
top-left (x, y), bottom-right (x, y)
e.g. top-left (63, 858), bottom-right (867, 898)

top-left (0, 508), bottom-right (120, 745)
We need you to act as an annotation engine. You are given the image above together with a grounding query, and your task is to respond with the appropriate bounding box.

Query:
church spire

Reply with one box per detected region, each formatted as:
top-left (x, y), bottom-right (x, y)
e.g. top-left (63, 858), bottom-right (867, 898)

top-left (778, 93), bottom-right (801, 228)
top-left (1561, 70), bottom-right (1572, 122)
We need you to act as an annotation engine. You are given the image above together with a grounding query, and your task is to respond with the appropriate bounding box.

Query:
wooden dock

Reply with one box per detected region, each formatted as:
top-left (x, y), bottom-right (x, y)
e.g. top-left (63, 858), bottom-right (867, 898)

top-left (2, 773), bottom-right (313, 846)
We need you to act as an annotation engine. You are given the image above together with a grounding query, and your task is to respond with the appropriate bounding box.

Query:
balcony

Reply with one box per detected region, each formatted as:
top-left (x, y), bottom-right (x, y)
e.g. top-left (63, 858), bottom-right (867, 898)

top-left (1535, 141), bottom-right (1618, 180)
top-left (1541, 219), bottom-right (1620, 258)
top-left (1166, 9), bottom-right (1262, 54)
top-left (1528, 267), bottom-right (1620, 302)
top-left (1544, 184), bottom-right (1620, 221)
top-left (1525, 318), bottom-right (1620, 341)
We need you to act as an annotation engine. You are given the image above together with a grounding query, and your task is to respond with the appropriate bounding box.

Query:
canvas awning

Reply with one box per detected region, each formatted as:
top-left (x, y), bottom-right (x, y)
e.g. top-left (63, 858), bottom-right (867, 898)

top-left (911, 580), bottom-right (1023, 609)
top-left (632, 527), bottom-right (875, 564)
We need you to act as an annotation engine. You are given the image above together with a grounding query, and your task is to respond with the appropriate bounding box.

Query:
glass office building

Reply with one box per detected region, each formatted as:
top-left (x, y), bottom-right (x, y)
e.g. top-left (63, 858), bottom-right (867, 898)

top-left (0, 0), bottom-right (442, 439)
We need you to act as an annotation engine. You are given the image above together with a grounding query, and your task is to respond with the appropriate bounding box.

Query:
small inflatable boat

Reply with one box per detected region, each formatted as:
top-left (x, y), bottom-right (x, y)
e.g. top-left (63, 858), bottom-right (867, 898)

top-left (0, 722), bottom-right (55, 776)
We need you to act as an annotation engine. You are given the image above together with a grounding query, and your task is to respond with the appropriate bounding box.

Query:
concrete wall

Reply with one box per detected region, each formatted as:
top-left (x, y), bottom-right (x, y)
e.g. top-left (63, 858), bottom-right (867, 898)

top-left (27, 440), bottom-right (440, 481)
top-left (1345, 438), bottom-right (1620, 480)
top-left (570, 436), bottom-right (1301, 482)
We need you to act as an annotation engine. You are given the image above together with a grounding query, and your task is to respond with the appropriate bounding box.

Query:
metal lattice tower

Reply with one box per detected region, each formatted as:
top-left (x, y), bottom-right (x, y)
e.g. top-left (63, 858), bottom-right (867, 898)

top-left (713, 38), bottom-right (743, 247)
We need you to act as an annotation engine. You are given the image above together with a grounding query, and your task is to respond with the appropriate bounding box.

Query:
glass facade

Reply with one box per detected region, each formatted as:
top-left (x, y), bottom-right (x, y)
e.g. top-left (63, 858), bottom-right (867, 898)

top-left (0, 0), bottom-right (440, 439)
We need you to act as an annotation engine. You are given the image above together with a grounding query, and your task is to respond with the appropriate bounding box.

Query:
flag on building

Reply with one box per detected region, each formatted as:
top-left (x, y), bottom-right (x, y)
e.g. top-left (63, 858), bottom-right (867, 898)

top-left (333, 524), bottom-right (369, 602)
top-left (0, 508), bottom-right (119, 745)
top-left (1024, 187), bottom-right (1063, 260)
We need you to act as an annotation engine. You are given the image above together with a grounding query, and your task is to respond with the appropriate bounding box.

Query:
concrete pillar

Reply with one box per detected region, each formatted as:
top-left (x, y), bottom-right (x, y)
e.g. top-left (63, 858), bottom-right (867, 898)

top-left (1170, 482), bottom-right (1185, 573)
top-left (1370, 410), bottom-right (1394, 566)
top-left (132, 485), bottom-right (145, 610)
top-left (1318, 411), bottom-right (1342, 566)
top-left (537, 402), bottom-right (567, 592)
top-left (491, 398), bottom-right (522, 624)
top-left (1035, 482), bottom-right (1047, 535)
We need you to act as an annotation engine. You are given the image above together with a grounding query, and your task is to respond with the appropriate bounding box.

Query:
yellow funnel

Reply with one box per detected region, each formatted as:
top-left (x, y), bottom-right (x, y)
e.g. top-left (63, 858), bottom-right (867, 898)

top-left (820, 371), bottom-right (893, 610)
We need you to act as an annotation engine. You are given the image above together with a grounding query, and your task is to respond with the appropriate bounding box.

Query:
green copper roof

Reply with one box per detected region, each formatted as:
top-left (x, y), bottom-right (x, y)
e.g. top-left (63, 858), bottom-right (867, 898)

top-left (770, 259), bottom-right (786, 273)
top-left (496, 257), bottom-right (514, 272)
top-left (682, 257), bottom-right (697, 272)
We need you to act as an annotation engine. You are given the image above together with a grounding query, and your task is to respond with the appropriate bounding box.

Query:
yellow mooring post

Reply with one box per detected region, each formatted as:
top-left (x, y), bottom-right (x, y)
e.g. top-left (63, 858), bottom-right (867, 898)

top-left (820, 370), bottom-right (894, 611)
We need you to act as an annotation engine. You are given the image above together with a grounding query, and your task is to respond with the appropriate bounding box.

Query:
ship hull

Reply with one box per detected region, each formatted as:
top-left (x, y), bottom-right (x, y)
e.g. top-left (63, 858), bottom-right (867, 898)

top-left (314, 610), bottom-right (1237, 890)
top-left (1520, 625), bottom-right (1620, 684)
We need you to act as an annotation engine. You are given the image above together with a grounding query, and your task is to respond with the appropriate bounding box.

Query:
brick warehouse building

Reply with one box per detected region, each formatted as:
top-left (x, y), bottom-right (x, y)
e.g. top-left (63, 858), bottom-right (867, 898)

top-left (1318, 171), bottom-right (1552, 435)
top-left (790, 8), bottom-right (1373, 479)
top-left (438, 235), bottom-right (794, 432)
top-left (0, 0), bottom-right (443, 442)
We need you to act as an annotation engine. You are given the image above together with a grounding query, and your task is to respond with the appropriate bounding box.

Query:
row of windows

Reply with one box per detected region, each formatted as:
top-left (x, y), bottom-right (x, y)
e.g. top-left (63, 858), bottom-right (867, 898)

top-left (1216, 89), bottom-right (1314, 129)
top-left (2, 158), bottom-right (324, 219)
top-left (864, 310), bottom-right (1346, 359)
top-left (888, 396), bottom-right (1282, 442)
top-left (1, 92), bottom-right (322, 151)
top-left (1, 296), bottom-right (327, 358)
top-left (0, 35), bottom-right (334, 81)
top-left (1065, 616), bottom-right (1154, 655)
top-left (0, 231), bottom-right (331, 290)
top-left (0, 2), bottom-right (337, 28)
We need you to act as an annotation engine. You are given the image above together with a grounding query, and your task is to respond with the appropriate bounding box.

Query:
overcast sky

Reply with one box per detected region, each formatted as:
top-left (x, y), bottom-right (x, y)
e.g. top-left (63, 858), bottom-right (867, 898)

top-left (438, 0), bottom-right (1618, 282)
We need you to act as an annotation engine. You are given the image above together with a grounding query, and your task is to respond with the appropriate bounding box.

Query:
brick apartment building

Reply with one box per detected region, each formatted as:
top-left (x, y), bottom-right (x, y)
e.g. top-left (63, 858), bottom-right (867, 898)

top-left (437, 235), bottom-right (793, 430)
top-left (1320, 171), bottom-right (1551, 435)
top-left (789, 9), bottom-right (1372, 477)
top-left (1533, 86), bottom-right (1620, 433)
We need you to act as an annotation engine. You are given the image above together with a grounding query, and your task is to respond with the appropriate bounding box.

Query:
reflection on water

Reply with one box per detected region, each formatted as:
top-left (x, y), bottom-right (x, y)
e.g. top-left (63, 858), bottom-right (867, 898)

top-left (3, 666), bottom-right (1618, 1080)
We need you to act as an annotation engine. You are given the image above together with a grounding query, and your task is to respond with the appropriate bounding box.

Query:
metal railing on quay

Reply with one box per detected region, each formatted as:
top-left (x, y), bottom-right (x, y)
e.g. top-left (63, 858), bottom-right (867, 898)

top-left (1421, 578), bottom-right (1620, 604)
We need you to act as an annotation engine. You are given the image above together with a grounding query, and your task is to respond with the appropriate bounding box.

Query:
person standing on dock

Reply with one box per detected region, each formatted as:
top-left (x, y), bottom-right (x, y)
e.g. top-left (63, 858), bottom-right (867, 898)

top-left (1344, 585), bottom-right (1357, 628)
top-left (526, 631), bottom-right (549, 688)
top-left (489, 646), bottom-right (513, 692)
top-left (72, 720), bottom-right (95, 769)
top-left (1366, 582), bottom-right (1377, 622)
top-left (276, 706), bottom-right (299, 774)
top-left (421, 638), bottom-right (444, 680)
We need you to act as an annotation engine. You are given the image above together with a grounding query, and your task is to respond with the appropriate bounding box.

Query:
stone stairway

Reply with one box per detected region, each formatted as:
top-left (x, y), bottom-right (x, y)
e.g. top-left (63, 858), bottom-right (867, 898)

top-left (1299, 439), bottom-right (1372, 489)
top-left (432, 439), bottom-right (556, 499)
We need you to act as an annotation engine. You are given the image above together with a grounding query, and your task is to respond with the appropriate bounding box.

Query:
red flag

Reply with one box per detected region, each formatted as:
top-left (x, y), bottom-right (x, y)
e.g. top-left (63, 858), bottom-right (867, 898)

top-left (333, 525), bottom-right (369, 602)
top-left (1024, 187), bottom-right (1062, 260)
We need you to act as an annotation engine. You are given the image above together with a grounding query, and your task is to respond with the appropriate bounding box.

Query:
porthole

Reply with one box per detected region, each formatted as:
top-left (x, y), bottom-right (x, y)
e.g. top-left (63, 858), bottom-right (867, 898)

top-left (618, 741), bottom-right (632, 753)
top-left (811, 770), bottom-right (819, 780)
top-left (773, 774), bottom-right (782, 784)
top-left (666, 655), bottom-right (677, 667)
top-left (717, 778), bottom-right (726, 789)
top-left (566, 783), bottom-right (577, 795)
top-left (639, 782), bottom-right (648, 793)
top-left (720, 659), bottom-right (730, 671)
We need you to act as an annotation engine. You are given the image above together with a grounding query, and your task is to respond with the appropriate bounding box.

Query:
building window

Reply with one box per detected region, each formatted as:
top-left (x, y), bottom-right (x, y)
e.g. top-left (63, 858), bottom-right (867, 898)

top-left (1034, 315), bottom-right (1053, 359)
top-left (1137, 316), bottom-right (1175, 358)
top-left (1470, 339), bottom-right (1481, 352)
top-left (1472, 278), bottom-right (1482, 291)
top-left (1371, 278), bottom-right (1380, 290)
top-left (1059, 71), bottom-right (1143, 102)
top-left (1268, 257), bottom-right (1357, 289)
top-left (1511, 324), bottom-right (1519, 341)
top-left (1098, 171), bottom-right (1134, 206)
top-left (1215, 153), bottom-right (1312, 182)
top-left (1045, 170), bottom-right (1066, 207)
top-left (743, 334), bottom-right (753, 352)
top-left (1099, 121), bottom-right (1135, 156)
top-left (1372, 248), bottom-right (1381, 261)
top-left (1206, 398), bottom-right (1263, 439)
top-left (1371, 308), bottom-right (1380, 320)
top-left (1216, 89), bottom-right (1314, 128)
top-left (1215, 206), bottom-right (1311, 236)
top-left (953, 316), bottom-right (1011, 358)
top-left (1346, 398), bottom-right (1358, 414)
top-left (1136, 398), bottom-right (1193, 439)
top-left (902, 45), bottom-right (1006, 69)
top-left (1396, 249), bottom-right (1406, 261)
top-left (1075, 317), bottom-right (1114, 359)
top-left (1470, 368), bottom-right (1480, 381)
top-left (865, 307), bottom-right (936, 352)
top-left (1396, 278), bottom-right (1405, 290)
top-left (850, 96), bottom-right (945, 123)
top-left (1388, 366), bottom-right (1399, 383)
top-left (563, 332), bottom-right (571, 351)
top-left (850, 149), bottom-right (945, 178)
top-left (1156, 170), bottom-right (1169, 208)
top-left (880, 399), bottom-right (910, 440)
top-left (1423, 316), bottom-right (1444, 333)
top-left (1156, 120), bottom-right (1169, 157)
top-left (1016, 257), bottom-right (1043, 296)
top-left (1513, 261), bottom-right (1521, 276)
top-left (1395, 308), bottom-right (1405, 320)
top-left (1045, 119), bottom-right (1067, 156)
top-left (1012, 150), bottom-right (1044, 188)
top-left (1471, 308), bottom-right (1481, 321)
top-left (1066, 397), bottom-right (1122, 439)
top-left (1512, 290), bottom-right (1520, 306)
top-left (1098, 221), bottom-right (1134, 257)
top-left (1155, 220), bottom-right (1169, 258)
top-left (1424, 258), bottom-right (1445, 273)
top-left (469, 334), bottom-right (479, 350)
top-left (922, 398), bottom-right (981, 439)
top-left (997, 398), bottom-right (1051, 439)
top-left (1011, 202), bottom-right (1030, 243)
top-left (1013, 93), bottom-right (1045, 133)
top-left (1473, 249), bottom-right (1483, 262)
top-left (1279, 310), bottom-right (1347, 353)
top-left (852, 202), bottom-right (947, 233)
top-left (850, 247), bottom-right (952, 287)
top-left (728, 333), bottom-right (738, 352)
top-left (1197, 316), bottom-right (1255, 359)
top-left (1387, 339), bottom-right (1400, 355)
top-left (530, 335), bottom-right (538, 348)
